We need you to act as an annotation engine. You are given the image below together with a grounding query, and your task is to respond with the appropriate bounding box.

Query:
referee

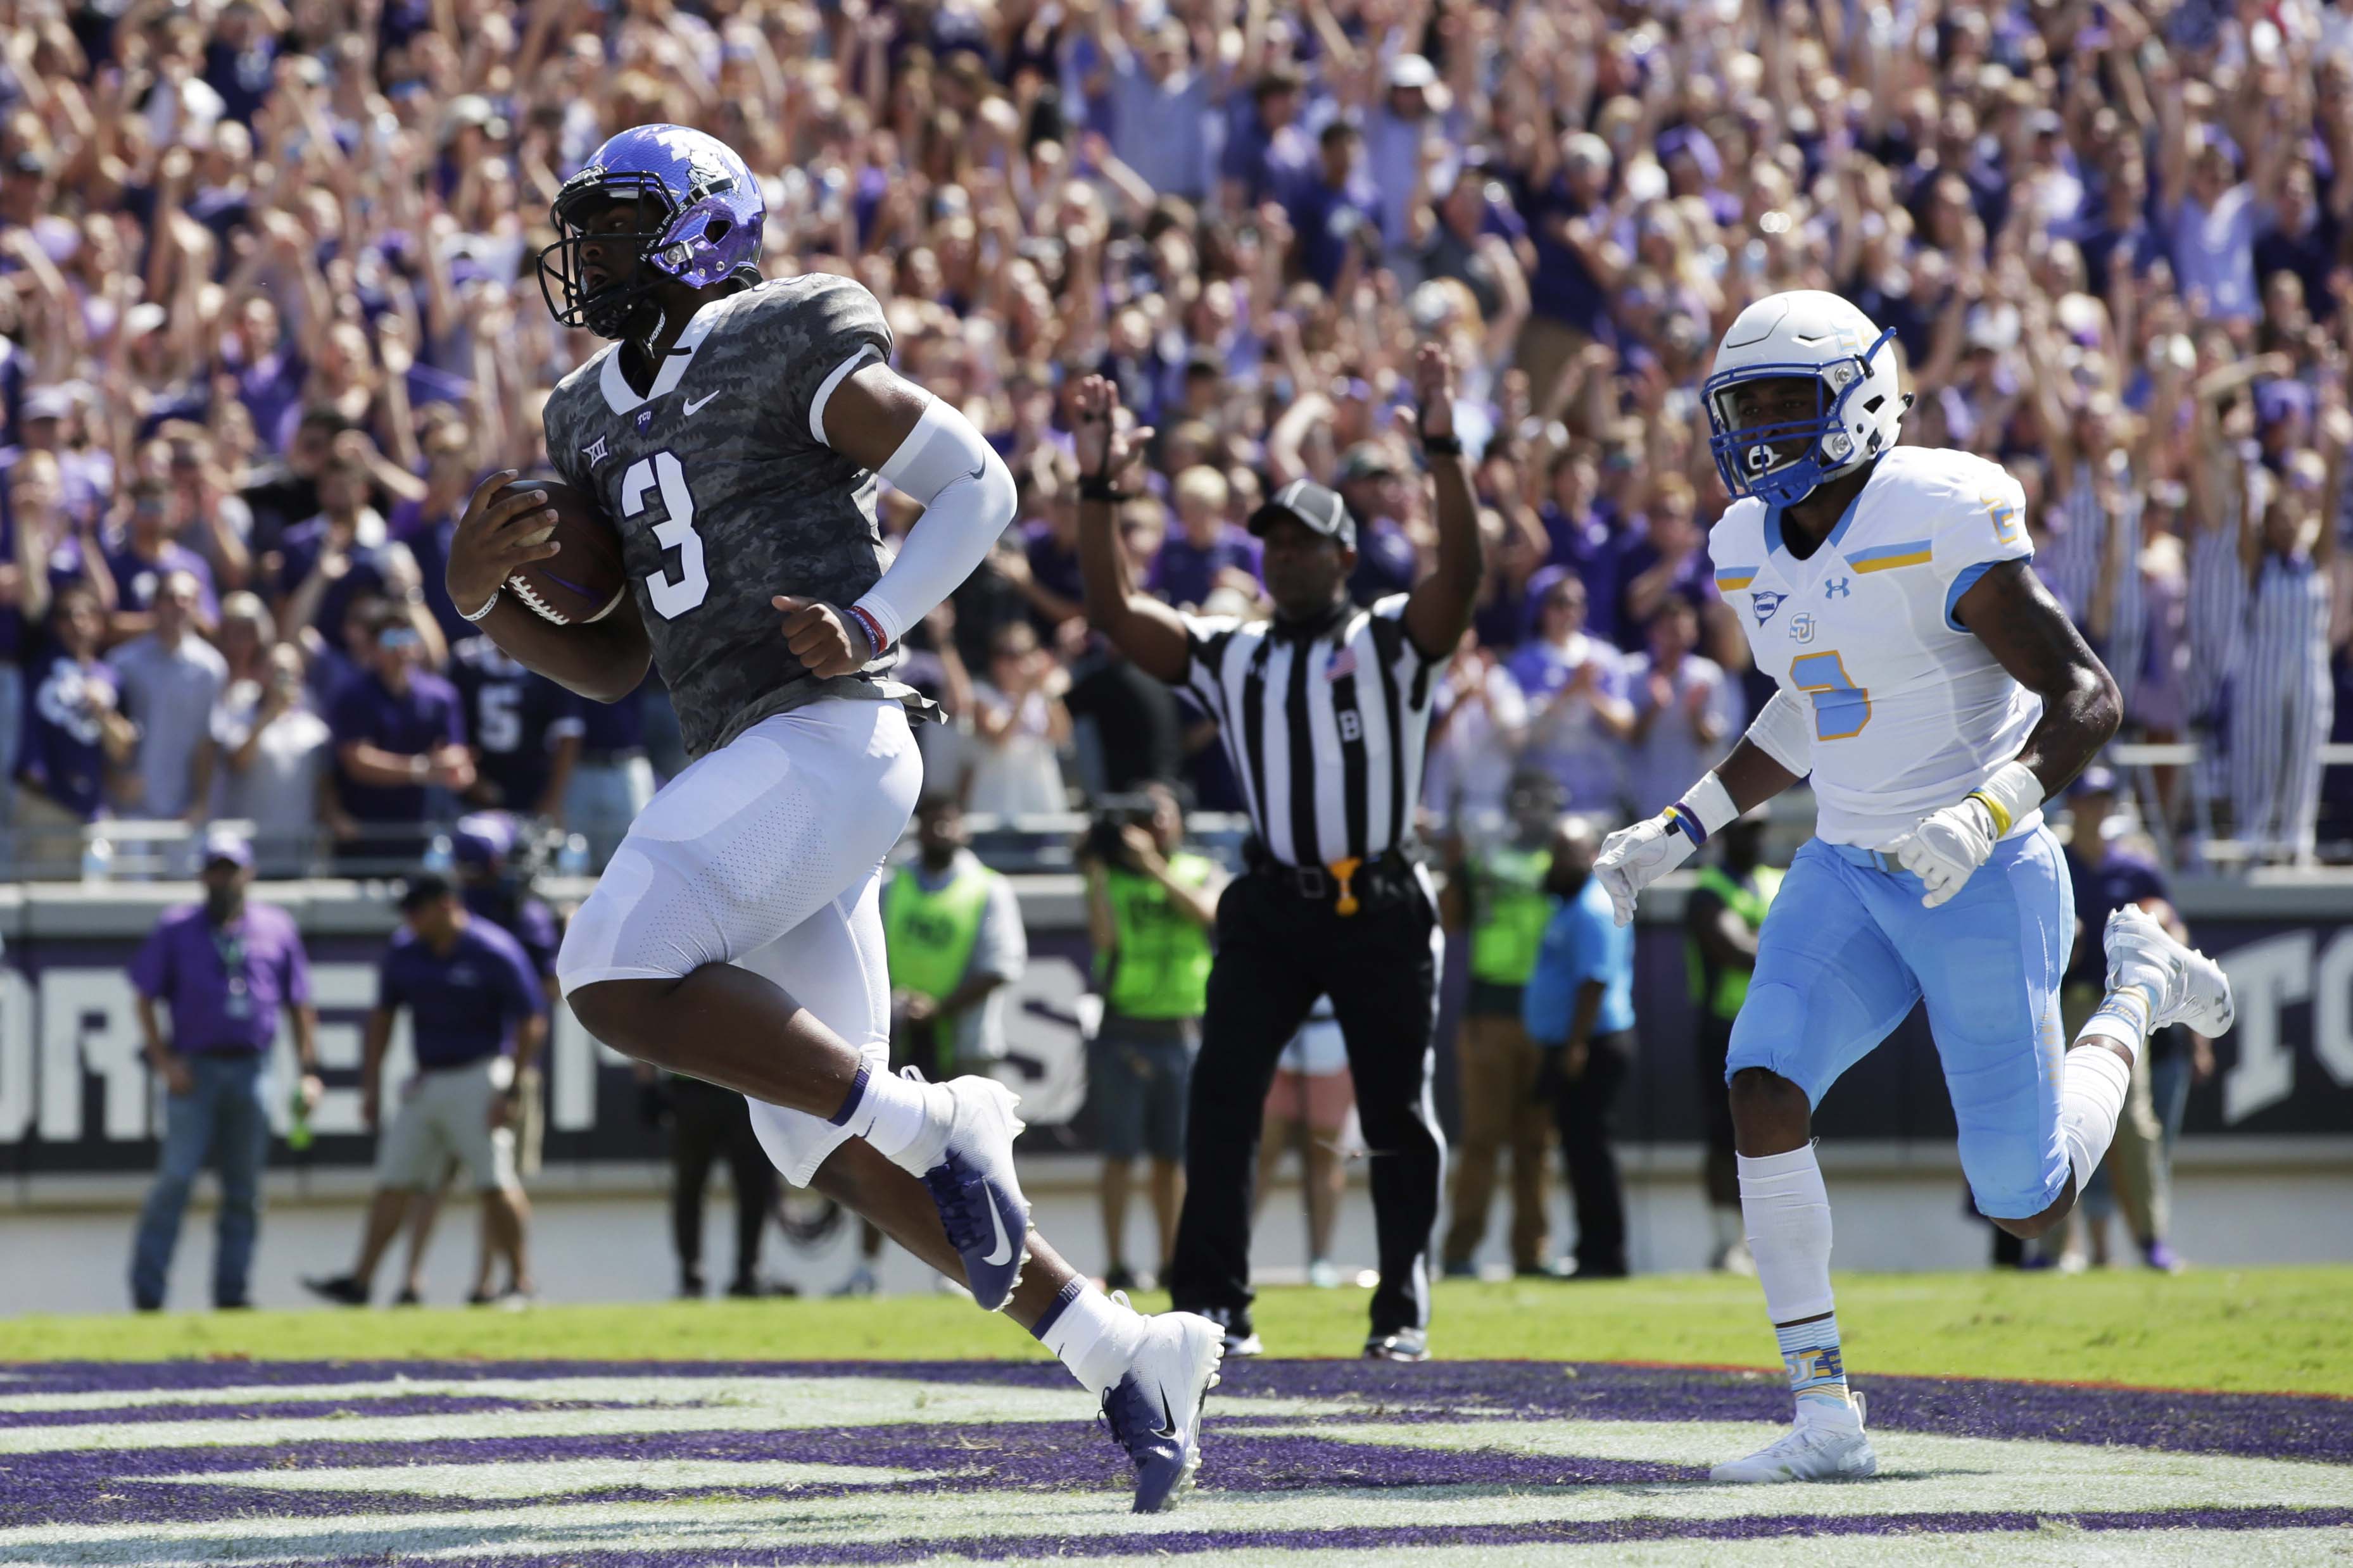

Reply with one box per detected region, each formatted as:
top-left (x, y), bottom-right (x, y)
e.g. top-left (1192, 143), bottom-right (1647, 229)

top-left (1073, 344), bottom-right (1482, 1361)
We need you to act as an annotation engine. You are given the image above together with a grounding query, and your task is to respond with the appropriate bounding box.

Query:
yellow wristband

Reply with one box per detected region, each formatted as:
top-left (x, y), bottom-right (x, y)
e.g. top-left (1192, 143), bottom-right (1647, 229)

top-left (1965, 789), bottom-right (2012, 837)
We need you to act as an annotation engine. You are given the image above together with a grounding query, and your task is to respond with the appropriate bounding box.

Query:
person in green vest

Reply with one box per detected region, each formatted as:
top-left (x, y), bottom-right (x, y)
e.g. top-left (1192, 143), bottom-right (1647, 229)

top-left (1684, 809), bottom-right (1781, 1275)
top-left (1439, 772), bottom-right (1566, 1279)
top-left (838, 795), bottom-right (1029, 1296)
top-left (1084, 782), bottom-right (1226, 1293)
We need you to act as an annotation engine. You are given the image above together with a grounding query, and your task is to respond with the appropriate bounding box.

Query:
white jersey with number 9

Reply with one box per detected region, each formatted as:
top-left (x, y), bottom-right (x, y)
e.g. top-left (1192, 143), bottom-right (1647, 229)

top-left (1708, 445), bottom-right (2042, 848)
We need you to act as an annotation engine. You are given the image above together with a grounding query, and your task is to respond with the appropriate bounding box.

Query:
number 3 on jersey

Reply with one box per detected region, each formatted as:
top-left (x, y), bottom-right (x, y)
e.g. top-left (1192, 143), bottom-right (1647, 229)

top-left (621, 451), bottom-right (707, 617)
top-left (1791, 651), bottom-right (1870, 740)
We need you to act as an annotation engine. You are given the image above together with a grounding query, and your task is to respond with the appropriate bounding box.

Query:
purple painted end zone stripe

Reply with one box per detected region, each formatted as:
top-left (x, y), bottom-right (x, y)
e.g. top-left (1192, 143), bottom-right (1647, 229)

top-left (270, 1507), bottom-right (2353, 1568)
top-left (7, 1360), bottom-right (2350, 1465)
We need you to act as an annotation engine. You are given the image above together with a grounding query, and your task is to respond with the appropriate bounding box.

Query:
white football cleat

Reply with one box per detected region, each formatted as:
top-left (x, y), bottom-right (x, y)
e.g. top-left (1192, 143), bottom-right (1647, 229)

top-left (2105, 906), bottom-right (2234, 1038)
top-left (1098, 1301), bottom-right (1225, 1512)
top-left (1709, 1392), bottom-right (1879, 1484)
top-left (903, 1070), bottom-right (1031, 1312)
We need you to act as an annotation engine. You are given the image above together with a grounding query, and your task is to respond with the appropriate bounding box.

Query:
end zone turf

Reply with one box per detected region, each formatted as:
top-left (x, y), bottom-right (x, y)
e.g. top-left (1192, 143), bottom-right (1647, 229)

top-left (2, 1356), bottom-right (2349, 1567)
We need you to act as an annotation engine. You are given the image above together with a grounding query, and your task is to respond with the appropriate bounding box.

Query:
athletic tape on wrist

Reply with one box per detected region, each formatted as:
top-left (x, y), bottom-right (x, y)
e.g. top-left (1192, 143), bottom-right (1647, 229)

top-left (1968, 760), bottom-right (2043, 840)
top-left (1670, 772), bottom-right (1739, 846)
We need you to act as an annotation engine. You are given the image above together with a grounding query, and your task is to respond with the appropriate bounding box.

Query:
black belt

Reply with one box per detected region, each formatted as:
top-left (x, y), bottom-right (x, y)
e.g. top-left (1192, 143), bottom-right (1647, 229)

top-left (579, 747), bottom-right (646, 765)
top-left (1243, 841), bottom-right (1416, 914)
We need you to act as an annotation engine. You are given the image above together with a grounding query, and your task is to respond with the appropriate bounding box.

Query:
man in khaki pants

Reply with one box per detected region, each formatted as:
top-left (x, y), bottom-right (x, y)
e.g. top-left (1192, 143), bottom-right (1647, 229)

top-left (1440, 775), bottom-right (1564, 1277)
top-left (305, 875), bottom-right (548, 1307)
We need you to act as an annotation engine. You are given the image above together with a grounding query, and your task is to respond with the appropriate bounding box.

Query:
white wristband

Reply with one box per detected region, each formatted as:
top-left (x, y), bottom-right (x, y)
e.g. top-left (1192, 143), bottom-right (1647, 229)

top-left (458, 586), bottom-right (501, 623)
top-left (1967, 760), bottom-right (2044, 838)
top-left (1665, 771), bottom-right (1739, 846)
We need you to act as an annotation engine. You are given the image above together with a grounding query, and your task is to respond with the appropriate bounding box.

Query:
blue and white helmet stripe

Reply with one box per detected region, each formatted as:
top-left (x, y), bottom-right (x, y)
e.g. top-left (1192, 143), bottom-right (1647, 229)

top-left (1703, 291), bottom-right (1907, 508)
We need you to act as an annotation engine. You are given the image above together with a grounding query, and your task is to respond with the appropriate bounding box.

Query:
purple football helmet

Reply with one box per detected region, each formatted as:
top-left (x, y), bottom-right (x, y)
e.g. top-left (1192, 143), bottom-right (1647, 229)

top-left (536, 125), bottom-right (763, 341)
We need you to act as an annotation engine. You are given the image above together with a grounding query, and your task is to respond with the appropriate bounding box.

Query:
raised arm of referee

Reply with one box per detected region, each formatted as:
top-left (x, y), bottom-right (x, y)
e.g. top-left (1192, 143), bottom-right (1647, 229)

top-left (1074, 346), bottom-right (1482, 1360)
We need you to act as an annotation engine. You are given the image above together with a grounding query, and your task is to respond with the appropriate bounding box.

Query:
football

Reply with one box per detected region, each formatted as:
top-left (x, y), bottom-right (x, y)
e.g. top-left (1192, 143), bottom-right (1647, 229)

top-left (504, 477), bottom-right (629, 625)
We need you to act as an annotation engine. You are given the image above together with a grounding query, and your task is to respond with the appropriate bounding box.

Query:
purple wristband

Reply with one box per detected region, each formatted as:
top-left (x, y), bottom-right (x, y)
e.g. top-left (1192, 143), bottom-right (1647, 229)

top-left (847, 604), bottom-right (889, 657)
top-left (1666, 801), bottom-right (1708, 846)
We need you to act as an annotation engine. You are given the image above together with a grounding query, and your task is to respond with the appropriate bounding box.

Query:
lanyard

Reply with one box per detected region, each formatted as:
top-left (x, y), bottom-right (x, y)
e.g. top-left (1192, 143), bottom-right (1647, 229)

top-left (211, 926), bottom-right (253, 1020)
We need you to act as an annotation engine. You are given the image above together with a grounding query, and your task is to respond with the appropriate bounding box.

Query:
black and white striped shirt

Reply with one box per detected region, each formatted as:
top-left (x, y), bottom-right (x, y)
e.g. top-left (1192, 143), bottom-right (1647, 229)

top-left (1179, 595), bottom-right (1442, 869)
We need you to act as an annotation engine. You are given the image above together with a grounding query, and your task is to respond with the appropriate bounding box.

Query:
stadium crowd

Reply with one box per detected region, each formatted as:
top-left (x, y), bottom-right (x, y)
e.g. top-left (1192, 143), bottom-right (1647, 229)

top-left (4, 0), bottom-right (2353, 875)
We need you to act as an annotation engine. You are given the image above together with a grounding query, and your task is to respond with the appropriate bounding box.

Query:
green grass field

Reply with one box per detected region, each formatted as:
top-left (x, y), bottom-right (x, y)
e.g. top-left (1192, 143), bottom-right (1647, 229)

top-left (9, 1265), bottom-right (2349, 1396)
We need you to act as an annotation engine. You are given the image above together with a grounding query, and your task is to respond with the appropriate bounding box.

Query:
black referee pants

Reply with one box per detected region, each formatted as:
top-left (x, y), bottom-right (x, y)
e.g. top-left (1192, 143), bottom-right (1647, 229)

top-left (1167, 869), bottom-right (1444, 1339)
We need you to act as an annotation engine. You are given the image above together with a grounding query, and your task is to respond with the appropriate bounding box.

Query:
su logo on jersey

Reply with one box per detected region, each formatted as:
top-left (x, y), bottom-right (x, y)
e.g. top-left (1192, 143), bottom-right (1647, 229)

top-left (1789, 612), bottom-right (1817, 645)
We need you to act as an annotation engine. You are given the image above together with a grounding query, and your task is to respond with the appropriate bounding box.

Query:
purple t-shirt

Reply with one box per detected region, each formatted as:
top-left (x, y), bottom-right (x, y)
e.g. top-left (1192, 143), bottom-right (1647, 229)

top-left (1610, 540), bottom-right (1719, 655)
top-left (104, 539), bottom-right (220, 622)
top-left (1542, 503), bottom-right (1642, 646)
top-left (1151, 526), bottom-right (1263, 609)
top-left (16, 646), bottom-right (115, 817)
top-left (129, 901), bottom-right (313, 1055)
top-left (378, 917), bottom-right (546, 1068)
top-left (277, 517), bottom-right (391, 636)
top-left (329, 668), bottom-right (466, 822)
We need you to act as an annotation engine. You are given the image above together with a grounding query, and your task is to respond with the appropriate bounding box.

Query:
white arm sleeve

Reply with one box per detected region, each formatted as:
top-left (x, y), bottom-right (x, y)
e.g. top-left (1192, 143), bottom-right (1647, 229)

top-left (847, 394), bottom-right (1018, 649)
top-left (1743, 687), bottom-right (1815, 777)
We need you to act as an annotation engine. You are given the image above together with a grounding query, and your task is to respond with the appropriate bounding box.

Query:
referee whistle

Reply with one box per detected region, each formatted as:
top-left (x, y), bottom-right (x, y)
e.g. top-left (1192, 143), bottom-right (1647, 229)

top-left (1330, 857), bottom-right (1363, 917)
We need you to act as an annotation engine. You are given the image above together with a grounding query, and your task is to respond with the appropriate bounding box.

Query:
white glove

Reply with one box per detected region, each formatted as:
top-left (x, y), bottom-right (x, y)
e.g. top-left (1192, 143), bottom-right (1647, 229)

top-left (1594, 812), bottom-right (1698, 927)
top-left (1885, 797), bottom-right (2000, 908)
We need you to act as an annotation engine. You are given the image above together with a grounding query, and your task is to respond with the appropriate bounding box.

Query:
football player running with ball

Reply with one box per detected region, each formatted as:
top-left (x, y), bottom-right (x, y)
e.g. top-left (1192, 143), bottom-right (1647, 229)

top-left (446, 125), bottom-right (1222, 1511)
top-left (1597, 291), bottom-right (2233, 1483)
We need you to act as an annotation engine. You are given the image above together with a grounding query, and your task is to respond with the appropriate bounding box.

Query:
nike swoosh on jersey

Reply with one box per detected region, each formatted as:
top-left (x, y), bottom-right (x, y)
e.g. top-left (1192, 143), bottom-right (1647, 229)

top-left (683, 391), bottom-right (720, 416)
top-left (983, 1191), bottom-right (1015, 1266)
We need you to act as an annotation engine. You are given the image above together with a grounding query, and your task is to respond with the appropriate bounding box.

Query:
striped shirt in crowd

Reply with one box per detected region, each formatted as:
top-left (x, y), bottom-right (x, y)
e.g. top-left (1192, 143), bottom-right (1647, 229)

top-left (1178, 595), bottom-right (1442, 869)
top-left (2039, 459), bottom-right (2147, 718)
top-left (2184, 488), bottom-right (2254, 727)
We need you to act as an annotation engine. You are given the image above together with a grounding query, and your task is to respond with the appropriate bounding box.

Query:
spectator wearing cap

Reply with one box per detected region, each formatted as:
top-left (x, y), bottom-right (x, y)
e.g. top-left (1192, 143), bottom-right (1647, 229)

top-left (1362, 54), bottom-right (1454, 267)
top-left (329, 602), bottom-right (472, 870)
top-left (211, 638), bottom-right (331, 877)
top-left (127, 831), bottom-right (320, 1310)
top-left (388, 812), bottom-right (564, 1304)
top-left (1151, 467), bottom-right (1262, 611)
top-left (2059, 769), bottom-right (2205, 1273)
top-left (105, 477), bottom-right (219, 638)
top-left (304, 874), bottom-right (545, 1308)
top-left (107, 569), bottom-right (229, 841)
top-left (13, 387), bottom-right (116, 529)
top-left (15, 582), bottom-right (136, 874)
top-left (1335, 444), bottom-right (1421, 607)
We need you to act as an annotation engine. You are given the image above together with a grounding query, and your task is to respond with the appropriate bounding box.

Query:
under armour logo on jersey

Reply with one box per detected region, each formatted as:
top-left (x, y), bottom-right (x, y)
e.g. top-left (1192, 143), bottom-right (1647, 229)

top-left (1790, 612), bottom-right (1817, 644)
top-left (582, 436), bottom-right (610, 467)
top-left (1751, 590), bottom-right (1787, 625)
top-left (635, 409), bottom-right (655, 432)
top-left (1824, 577), bottom-right (1852, 599)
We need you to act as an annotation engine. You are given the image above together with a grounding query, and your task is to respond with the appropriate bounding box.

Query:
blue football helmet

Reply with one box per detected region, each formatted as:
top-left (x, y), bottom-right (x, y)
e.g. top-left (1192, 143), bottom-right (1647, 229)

top-left (1702, 291), bottom-right (1907, 508)
top-left (535, 125), bottom-right (764, 341)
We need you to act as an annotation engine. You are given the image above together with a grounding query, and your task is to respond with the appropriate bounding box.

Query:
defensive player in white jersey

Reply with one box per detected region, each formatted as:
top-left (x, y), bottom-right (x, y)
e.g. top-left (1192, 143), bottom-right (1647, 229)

top-left (1596, 292), bottom-right (2235, 1483)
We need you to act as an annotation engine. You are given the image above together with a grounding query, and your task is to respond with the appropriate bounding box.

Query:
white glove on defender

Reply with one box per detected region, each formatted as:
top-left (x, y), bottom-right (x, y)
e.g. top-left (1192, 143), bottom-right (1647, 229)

top-left (1884, 799), bottom-right (1998, 908)
top-left (1595, 813), bottom-right (1697, 927)
top-left (1883, 761), bottom-right (2043, 910)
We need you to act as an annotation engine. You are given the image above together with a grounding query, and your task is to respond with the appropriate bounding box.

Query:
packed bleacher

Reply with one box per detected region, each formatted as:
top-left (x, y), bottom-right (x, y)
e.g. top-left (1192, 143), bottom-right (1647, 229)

top-left (4, 0), bottom-right (2351, 877)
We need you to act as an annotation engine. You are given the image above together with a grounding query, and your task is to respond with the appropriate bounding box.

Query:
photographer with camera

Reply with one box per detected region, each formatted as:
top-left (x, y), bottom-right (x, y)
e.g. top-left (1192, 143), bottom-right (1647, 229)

top-left (1083, 783), bottom-right (1226, 1291)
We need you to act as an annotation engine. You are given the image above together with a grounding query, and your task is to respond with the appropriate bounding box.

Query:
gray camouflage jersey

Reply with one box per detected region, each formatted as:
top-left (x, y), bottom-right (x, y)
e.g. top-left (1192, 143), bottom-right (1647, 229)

top-left (541, 274), bottom-right (921, 759)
